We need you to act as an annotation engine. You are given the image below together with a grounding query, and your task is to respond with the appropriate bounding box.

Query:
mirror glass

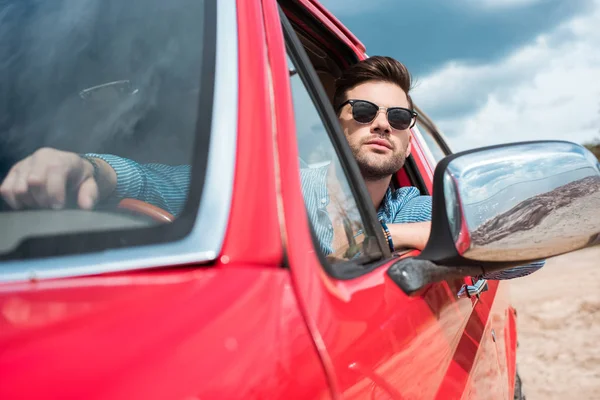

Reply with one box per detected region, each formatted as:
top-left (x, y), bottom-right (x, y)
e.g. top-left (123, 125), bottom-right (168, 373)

top-left (444, 141), bottom-right (600, 262)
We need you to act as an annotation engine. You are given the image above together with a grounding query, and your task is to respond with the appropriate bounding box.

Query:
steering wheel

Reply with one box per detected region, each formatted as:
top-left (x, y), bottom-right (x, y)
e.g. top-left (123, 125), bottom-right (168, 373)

top-left (117, 198), bottom-right (175, 223)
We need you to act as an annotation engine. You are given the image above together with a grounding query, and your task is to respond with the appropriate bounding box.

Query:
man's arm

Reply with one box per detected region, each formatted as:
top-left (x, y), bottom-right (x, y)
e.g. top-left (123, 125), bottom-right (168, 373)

top-left (479, 260), bottom-right (545, 280)
top-left (387, 191), bottom-right (545, 279)
top-left (0, 148), bottom-right (191, 216)
top-left (385, 189), bottom-right (432, 250)
top-left (0, 148), bottom-right (114, 210)
top-left (387, 221), bottom-right (431, 251)
top-left (86, 153), bottom-right (191, 217)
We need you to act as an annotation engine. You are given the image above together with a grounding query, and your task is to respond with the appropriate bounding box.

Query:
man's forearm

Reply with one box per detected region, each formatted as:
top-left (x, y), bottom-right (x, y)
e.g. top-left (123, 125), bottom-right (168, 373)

top-left (387, 221), bottom-right (431, 251)
top-left (86, 153), bottom-right (191, 216)
top-left (386, 217), bottom-right (545, 280)
top-left (388, 221), bottom-right (545, 280)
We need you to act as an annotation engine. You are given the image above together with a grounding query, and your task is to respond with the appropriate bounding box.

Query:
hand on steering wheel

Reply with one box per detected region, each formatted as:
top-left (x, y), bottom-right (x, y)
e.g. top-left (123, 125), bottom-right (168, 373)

top-left (1, 148), bottom-right (175, 223)
top-left (117, 198), bottom-right (174, 223)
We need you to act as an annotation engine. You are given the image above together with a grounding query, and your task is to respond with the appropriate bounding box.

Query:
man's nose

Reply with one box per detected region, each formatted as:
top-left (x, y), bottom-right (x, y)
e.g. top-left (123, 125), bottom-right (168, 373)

top-left (371, 109), bottom-right (391, 134)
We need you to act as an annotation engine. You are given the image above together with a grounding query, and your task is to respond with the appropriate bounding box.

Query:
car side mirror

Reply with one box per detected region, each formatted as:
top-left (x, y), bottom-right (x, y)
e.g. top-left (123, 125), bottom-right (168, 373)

top-left (388, 141), bottom-right (600, 295)
top-left (420, 140), bottom-right (600, 267)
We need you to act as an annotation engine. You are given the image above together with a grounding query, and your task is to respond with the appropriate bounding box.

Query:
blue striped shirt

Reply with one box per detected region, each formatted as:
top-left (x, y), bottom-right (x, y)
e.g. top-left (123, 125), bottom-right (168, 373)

top-left (299, 165), bottom-right (432, 256)
top-left (87, 153), bottom-right (191, 216)
top-left (92, 154), bottom-right (544, 280)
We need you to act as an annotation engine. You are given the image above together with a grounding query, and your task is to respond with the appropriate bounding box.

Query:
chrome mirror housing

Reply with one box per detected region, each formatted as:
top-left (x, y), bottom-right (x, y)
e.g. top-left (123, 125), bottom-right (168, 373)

top-left (420, 141), bottom-right (600, 267)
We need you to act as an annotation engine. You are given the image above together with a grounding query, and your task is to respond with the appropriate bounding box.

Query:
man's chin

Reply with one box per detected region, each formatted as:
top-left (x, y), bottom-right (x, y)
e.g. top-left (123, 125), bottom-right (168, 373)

top-left (357, 160), bottom-right (405, 180)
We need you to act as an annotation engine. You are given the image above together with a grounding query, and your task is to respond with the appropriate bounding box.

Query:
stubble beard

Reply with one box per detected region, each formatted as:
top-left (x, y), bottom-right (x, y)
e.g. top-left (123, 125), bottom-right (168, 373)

top-left (351, 141), bottom-right (407, 181)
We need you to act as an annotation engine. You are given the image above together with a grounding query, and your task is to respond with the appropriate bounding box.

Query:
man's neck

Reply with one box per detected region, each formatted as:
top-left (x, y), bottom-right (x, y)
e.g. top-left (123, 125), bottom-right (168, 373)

top-left (363, 175), bottom-right (392, 210)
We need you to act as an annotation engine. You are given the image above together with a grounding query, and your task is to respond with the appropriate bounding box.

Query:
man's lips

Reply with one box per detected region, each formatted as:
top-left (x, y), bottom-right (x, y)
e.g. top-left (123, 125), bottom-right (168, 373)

top-left (364, 138), bottom-right (392, 150)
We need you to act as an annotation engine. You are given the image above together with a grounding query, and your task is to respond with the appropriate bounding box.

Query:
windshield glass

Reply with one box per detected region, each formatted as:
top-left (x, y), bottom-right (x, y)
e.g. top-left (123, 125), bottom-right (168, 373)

top-left (0, 0), bottom-right (214, 259)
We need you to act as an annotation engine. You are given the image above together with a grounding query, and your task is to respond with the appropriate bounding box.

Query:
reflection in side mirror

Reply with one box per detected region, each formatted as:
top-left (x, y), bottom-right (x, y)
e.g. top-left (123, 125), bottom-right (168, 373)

top-left (424, 141), bottom-right (600, 265)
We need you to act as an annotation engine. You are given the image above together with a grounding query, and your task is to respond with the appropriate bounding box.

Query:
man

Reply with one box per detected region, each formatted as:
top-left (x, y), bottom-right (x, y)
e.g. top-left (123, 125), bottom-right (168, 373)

top-left (0, 56), bottom-right (543, 278)
top-left (301, 56), bottom-right (431, 257)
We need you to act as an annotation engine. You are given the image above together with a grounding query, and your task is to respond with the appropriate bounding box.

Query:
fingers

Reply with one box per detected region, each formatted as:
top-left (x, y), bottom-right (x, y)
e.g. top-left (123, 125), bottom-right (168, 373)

top-left (77, 177), bottom-right (99, 210)
top-left (0, 166), bottom-right (19, 209)
top-left (0, 159), bottom-right (34, 209)
top-left (0, 148), bottom-right (95, 210)
top-left (13, 167), bottom-right (38, 209)
top-left (28, 163), bottom-right (51, 208)
top-left (45, 167), bottom-right (70, 209)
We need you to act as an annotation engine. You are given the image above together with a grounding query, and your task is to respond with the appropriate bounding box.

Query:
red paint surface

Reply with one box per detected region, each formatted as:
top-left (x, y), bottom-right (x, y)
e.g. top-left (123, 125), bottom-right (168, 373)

top-left (270, 3), bottom-right (511, 398)
top-left (0, 0), bottom-right (517, 399)
top-left (296, 0), bottom-right (367, 56)
top-left (0, 268), bottom-right (329, 399)
top-left (219, 0), bottom-right (283, 268)
top-left (452, 173), bottom-right (473, 256)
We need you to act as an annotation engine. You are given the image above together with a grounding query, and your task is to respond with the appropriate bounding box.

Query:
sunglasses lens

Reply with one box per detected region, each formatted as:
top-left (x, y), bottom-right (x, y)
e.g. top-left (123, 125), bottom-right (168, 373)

top-left (388, 108), bottom-right (414, 130)
top-left (352, 101), bottom-right (378, 124)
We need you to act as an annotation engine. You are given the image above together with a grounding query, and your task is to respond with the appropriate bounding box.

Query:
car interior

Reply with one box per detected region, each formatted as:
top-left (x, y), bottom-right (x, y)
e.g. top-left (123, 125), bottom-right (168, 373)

top-left (0, 0), bottom-right (206, 256)
top-left (295, 29), bottom-right (343, 105)
top-left (0, 0), bottom-right (203, 184)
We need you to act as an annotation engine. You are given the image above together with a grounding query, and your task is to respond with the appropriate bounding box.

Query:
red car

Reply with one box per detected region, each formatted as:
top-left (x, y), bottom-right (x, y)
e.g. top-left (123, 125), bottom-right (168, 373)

top-left (1, 0), bottom-right (599, 399)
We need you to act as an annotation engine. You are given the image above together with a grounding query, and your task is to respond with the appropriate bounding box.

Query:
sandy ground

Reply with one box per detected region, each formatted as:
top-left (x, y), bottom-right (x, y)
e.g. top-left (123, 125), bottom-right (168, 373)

top-left (509, 245), bottom-right (600, 399)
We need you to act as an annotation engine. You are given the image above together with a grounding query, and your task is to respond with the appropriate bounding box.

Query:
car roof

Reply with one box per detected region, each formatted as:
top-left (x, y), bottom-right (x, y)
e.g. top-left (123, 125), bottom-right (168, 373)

top-left (295, 0), bottom-right (367, 55)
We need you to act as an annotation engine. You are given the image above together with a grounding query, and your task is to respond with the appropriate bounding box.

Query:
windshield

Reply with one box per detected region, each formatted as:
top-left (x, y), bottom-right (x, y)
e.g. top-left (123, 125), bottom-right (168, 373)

top-left (0, 0), bottom-right (214, 260)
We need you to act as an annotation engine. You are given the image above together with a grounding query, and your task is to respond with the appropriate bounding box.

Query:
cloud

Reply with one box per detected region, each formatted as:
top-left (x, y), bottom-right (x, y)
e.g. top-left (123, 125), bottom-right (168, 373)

top-left (323, 0), bottom-right (562, 19)
top-left (412, 0), bottom-right (600, 151)
top-left (460, 0), bottom-right (546, 10)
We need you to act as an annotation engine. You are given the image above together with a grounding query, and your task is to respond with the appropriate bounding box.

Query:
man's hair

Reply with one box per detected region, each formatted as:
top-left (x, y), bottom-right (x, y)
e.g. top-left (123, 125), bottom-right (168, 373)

top-left (333, 56), bottom-right (413, 113)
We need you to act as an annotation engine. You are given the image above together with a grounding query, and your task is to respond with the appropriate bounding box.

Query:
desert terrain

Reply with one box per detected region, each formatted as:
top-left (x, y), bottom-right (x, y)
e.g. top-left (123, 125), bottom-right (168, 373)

top-left (510, 245), bottom-right (600, 399)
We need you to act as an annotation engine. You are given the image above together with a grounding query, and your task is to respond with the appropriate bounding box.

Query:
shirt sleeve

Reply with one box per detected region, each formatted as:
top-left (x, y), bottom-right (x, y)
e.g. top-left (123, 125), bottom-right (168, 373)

top-left (480, 260), bottom-right (546, 280)
top-left (389, 190), bottom-right (433, 224)
top-left (299, 165), bottom-right (329, 208)
top-left (85, 153), bottom-right (191, 217)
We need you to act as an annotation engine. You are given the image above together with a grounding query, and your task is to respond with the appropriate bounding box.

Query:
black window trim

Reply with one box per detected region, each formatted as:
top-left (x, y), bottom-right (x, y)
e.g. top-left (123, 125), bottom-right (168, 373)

top-left (280, 0), bottom-right (358, 69)
top-left (280, 7), bottom-right (394, 280)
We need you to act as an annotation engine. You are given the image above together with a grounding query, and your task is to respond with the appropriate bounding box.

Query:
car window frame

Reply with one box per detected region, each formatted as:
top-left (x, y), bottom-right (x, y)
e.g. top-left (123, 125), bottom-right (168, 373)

top-left (414, 106), bottom-right (453, 157)
top-left (0, 0), bottom-right (244, 283)
top-left (0, 0), bottom-right (217, 262)
top-left (280, 7), bottom-right (395, 279)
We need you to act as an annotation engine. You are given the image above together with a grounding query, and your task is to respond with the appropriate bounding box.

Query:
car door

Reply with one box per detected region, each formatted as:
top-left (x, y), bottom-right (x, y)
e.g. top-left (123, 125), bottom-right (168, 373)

top-left (412, 108), bottom-right (512, 399)
top-left (263, 1), bottom-right (506, 398)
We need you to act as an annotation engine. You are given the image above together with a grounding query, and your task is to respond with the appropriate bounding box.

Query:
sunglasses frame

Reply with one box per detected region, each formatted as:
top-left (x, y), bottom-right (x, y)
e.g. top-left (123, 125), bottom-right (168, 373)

top-left (338, 99), bottom-right (418, 130)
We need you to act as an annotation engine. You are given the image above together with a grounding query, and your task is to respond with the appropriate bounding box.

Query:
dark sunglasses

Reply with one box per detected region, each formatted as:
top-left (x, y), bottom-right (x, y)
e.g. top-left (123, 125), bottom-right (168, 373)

top-left (338, 99), bottom-right (417, 131)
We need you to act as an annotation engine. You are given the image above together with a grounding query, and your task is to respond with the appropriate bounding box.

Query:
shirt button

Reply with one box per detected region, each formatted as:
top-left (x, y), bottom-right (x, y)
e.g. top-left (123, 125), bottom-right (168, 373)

top-left (321, 198), bottom-right (326, 205)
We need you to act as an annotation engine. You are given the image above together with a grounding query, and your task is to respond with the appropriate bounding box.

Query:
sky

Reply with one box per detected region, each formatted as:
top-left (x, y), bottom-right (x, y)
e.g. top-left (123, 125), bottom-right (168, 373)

top-left (319, 0), bottom-right (600, 152)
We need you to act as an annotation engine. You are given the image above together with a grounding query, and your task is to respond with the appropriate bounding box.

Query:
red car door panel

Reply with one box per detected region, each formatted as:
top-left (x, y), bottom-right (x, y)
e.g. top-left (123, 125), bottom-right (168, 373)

top-left (0, 268), bottom-right (330, 399)
top-left (269, 1), bottom-right (506, 398)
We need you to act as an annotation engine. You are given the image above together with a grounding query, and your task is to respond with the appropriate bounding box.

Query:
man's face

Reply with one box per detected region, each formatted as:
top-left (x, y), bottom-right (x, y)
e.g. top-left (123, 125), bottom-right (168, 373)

top-left (338, 80), bottom-right (412, 180)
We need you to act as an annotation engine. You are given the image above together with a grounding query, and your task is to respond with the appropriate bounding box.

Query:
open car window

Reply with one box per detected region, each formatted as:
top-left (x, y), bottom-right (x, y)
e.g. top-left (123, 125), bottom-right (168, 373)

top-left (288, 54), bottom-right (380, 265)
top-left (282, 8), bottom-right (392, 278)
top-left (415, 122), bottom-right (448, 165)
top-left (0, 0), bottom-right (216, 261)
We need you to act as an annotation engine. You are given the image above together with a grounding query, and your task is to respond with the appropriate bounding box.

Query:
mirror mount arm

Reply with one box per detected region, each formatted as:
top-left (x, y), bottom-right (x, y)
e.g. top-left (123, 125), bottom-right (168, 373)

top-left (387, 257), bottom-right (484, 296)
